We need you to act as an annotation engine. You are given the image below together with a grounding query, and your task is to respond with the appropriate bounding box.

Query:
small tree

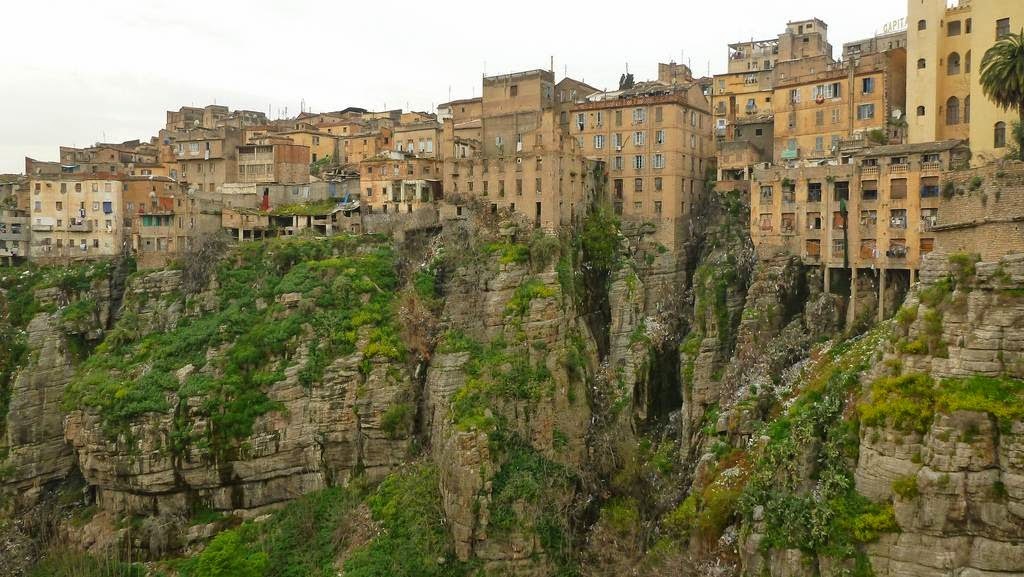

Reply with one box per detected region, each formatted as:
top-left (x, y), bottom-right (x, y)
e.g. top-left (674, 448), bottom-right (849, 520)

top-left (980, 31), bottom-right (1024, 160)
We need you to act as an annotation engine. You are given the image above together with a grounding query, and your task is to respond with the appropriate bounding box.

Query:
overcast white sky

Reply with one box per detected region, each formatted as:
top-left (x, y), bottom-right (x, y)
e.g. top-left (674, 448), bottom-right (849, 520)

top-left (0, 0), bottom-right (905, 174)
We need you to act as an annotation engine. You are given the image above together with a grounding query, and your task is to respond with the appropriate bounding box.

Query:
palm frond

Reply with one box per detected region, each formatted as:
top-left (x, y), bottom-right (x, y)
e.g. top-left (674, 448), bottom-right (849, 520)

top-left (980, 31), bottom-right (1024, 112)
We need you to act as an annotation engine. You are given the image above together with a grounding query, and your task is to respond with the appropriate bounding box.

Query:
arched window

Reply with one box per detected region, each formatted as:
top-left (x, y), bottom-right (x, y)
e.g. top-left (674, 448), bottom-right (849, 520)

top-left (965, 51), bottom-right (972, 73)
top-left (995, 122), bottom-right (1007, 148)
top-left (964, 96), bottom-right (971, 123)
top-left (917, 106), bottom-right (926, 116)
top-left (946, 97), bottom-right (960, 125)
top-left (948, 52), bottom-right (961, 75)
top-left (917, 58), bottom-right (927, 69)
top-left (918, 19), bottom-right (927, 31)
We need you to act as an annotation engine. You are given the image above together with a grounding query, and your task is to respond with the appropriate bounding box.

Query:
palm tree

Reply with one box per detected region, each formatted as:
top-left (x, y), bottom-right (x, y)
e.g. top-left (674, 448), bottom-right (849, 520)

top-left (980, 31), bottom-right (1024, 159)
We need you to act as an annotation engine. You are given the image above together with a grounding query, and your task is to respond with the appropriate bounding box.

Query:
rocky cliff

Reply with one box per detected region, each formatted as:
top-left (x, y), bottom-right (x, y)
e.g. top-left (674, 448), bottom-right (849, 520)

top-left (1, 199), bottom-right (1022, 577)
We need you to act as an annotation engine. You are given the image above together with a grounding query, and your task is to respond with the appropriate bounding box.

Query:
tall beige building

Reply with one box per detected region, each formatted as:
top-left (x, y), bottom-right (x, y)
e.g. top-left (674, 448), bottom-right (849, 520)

top-left (570, 66), bottom-right (713, 247)
top-left (907, 0), bottom-right (1024, 163)
top-left (28, 175), bottom-right (125, 261)
top-left (442, 69), bottom-right (601, 231)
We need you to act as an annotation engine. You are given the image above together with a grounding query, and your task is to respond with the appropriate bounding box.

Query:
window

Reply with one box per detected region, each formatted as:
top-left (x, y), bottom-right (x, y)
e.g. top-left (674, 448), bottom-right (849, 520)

top-left (997, 18), bottom-right (1010, 39)
top-left (613, 133), bottom-right (623, 148)
top-left (509, 84), bottom-right (518, 97)
top-left (594, 135), bottom-right (605, 149)
top-left (516, 179), bottom-right (523, 196)
top-left (536, 177), bottom-right (542, 193)
top-left (995, 122), bottom-right (1007, 148)
top-left (614, 156), bottom-right (624, 170)
top-left (862, 180), bottom-right (878, 201)
top-left (654, 154), bottom-right (665, 169)
top-left (613, 179), bottom-right (623, 199)
top-left (632, 108), bottom-right (646, 124)
top-left (889, 209), bottom-right (907, 229)
top-left (576, 113), bottom-right (585, 130)
top-left (759, 214), bottom-right (773, 231)
top-left (917, 19), bottom-right (927, 31)
top-left (920, 238), bottom-right (935, 255)
top-left (633, 201), bottom-right (642, 212)
top-left (807, 212), bottom-right (822, 230)
top-left (814, 83), bottom-right (841, 99)
top-left (948, 20), bottom-right (961, 36)
top-left (34, 201), bottom-right (41, 212)
top-left (482, 181), bottom-right (489, 196)
top-left (832, 212), bottom-right (846, 230)
top-left (862, 77), bottom-right (875, 94)
top-left (75, 183), bottom-right (81, 192)
top-left (808, 182), bottom-right (822, 202)
top-left (615, 110), bottom-right (622, 126)
top-left (917, 58), bottom-right (926, 69)
top-left (634, 178), bottom-right (643, 192)
top-left (857, 104), bottom-right (875, 120)
top-left (921, 177), bottom-right (940, 198)
top-left (60, 183), bottom-right (66, 193)
top-left (964, 96), bottom-right (971, 123)
top-left (596, 111), bottom-right (604, 126)
top-left (634, 131), bottom-right (645, 146)
top-left (946, 97), bottom-right (960, 125)
top-left (834, 181), bottom-right (850, 202)
top-left (815, 136), bottom-right (824, 152)
top-left (633, 155), bottom-right (644, 170)
top-left (654, 201), bottom-right (662, 214)
top-left (760, 186), bottom-right (773, 200)
top-left (789, 88), bottom-right (801, 103)
top-left (890, 178), bottom-right (908, 199)
top-left (655, 107), bottom-right (663, 122)
top-left (831, 109), bottom-right (841, 124)
top-left (917, 105), bottom-right (926, 116)
top-left (948, 52), bottom-right (961, 75)
top-left (816, 110), bottom-right (825, 126)
top-left (655, 130), bottom-right (665, 144)
top-left (654, 177), bottom-right (663, 191)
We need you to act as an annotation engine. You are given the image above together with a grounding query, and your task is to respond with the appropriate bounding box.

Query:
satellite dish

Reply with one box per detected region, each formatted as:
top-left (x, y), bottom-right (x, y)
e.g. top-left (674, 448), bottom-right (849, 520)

top-left (892, 109), bottom-right (903, 120)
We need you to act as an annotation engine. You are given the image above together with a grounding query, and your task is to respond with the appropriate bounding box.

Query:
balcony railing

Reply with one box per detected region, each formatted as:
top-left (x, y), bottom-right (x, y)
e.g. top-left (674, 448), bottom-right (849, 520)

top-left (68, 221), bottom-right (94, 232)
top-left (31, 223), bottom-right (53, 232)
top-left (921, 161), bottom-right (943, 172)
top-left (888, 164), bottom-right (909, 175)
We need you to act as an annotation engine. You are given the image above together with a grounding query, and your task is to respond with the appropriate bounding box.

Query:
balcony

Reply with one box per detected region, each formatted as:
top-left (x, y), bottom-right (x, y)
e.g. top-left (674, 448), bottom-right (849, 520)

top-left (780, 148), bottom-right (800, 161)
top-left (69, 221), bottom-right (94, 232)
top-left (920, 161), bottom-right (943, 173)
top-left (861, 165), bottom-right (880, 177)
top-left (888, 164), bottom-right (909, 175)
top-left (31, 223), bottom-right (53, 232)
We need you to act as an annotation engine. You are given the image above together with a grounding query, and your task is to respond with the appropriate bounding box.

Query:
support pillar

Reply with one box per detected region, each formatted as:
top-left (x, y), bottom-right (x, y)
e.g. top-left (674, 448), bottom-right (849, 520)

top-left (824, 266), bottom-right (831, 294)
top-left (847, 267), bottom-right (859, 328)
top-left (238, 228), bottom-right (243, 242)
top-left (878, 268), bottom-right (888, 322)
top-left (911, 268), bottom-right (917, 285)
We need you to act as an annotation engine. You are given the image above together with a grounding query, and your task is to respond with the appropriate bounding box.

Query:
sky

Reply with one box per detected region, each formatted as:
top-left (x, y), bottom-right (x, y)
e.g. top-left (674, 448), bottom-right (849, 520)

top-left (0, 0), bottom-right (904, 174)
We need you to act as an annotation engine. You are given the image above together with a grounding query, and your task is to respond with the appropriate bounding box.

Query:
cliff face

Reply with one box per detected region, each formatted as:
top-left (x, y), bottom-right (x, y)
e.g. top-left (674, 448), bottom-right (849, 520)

top-left (1, 201), bottom-right (1023, 577)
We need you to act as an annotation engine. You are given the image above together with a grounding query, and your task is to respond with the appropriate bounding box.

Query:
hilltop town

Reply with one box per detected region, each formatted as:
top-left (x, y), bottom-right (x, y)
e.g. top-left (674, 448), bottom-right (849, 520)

top-left (2, 1), bottom-right (1024, 576)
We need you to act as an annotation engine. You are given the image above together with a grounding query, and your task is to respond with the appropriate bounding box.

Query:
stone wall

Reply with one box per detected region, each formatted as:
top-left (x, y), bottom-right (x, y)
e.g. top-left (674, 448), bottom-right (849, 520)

top-left (934, 162), bottom-right (1024, 261)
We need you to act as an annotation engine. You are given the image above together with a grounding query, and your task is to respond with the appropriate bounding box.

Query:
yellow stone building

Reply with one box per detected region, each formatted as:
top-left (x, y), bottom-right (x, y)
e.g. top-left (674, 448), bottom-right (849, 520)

top-left (906, 0), bottom-right (1024, 163)
top-left (570, 71), bottom-right (713, 244)
top-left (27, 175), bottom-right (125, 261)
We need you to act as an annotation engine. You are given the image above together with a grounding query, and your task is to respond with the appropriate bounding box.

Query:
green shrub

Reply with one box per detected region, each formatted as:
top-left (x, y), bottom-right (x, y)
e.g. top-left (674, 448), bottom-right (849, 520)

top-left (892, 475), bottom-right (920, 499)
top-left (29, 550), bottom-right (143, 577)
top-left (968, 176), bottom-right (983, 191)
top-left (381, 403), bottom-right (413, 439)
top-left (181, 531), bottom-right (267, 577)
top-left (859, 374), bottom-right (936, 433)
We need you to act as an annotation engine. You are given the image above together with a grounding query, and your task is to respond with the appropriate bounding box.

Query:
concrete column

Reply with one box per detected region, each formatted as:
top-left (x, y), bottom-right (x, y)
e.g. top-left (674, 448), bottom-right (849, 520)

top-left (238, 228), bottom-right (243, 242)
top-left (847, 267), bottom-right (859, 328)
top-left (911, 268), bottom-right (917, 285)
top-left (878, 268), bottom-right (888, 322)
top-left (824, 266), bottom-right (831, 294)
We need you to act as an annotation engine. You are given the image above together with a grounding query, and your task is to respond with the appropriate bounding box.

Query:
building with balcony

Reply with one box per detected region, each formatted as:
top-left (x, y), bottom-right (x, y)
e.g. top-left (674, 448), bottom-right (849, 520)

top-left (773, 48), bottom-right (907, 163)
top-left (569, 70), bottom-right (713, 247)
top-left (906, 0), bottom-right (1024, 164)
top-left (236, 143), bottom-right (310, 185)
top-left (173, 127), bottom-right (243, 193)
top-left (0, 209), bottom-right (30, 264)
top-left (441, 69), bottom-right (603, 233)
top-left (27, 175), bottom-right (125, 261)
top-left (750, 140), bottom-right (970, 319)
top-left (360, 151), bottom-right (442, 215)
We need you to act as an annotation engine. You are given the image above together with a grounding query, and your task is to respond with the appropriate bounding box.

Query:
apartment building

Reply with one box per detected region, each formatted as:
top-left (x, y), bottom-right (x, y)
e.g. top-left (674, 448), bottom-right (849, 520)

top-left (438, 97), bottom-right (484, 141)
top-left (773, 48), bottom-right (907, 163)
top-left (122, 176), bottom-right (194, 264)
top-left (751, 140), bottom-right (970, 315)
top-left (392, 123), bottom-right (443, 159)
top-left (906, 0), bottom-right (1024, 163)
top-left (27, 175), bottom-right (125, 261)
top-left (173, 127), bottom-right (243, 193)
top-left (442, 69), bottom-right (601, 231)
top-left (570, 69), bottom-right (713, 242)
top-left (713, 20), bottom-right (836, 179)
top-left (275, 129), bottom-right (339, 164)
top-left (341, 128), bottom-right (392, 164)
top-left (360, 151), bottom-right (442, 214)
top-left (236, 143), bottom-right (311, 184)
top-left (0, 208), bottom-right (30, 263)
top-left (58, 142), bottom-right (159, 176)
